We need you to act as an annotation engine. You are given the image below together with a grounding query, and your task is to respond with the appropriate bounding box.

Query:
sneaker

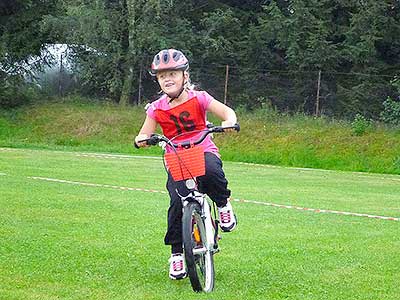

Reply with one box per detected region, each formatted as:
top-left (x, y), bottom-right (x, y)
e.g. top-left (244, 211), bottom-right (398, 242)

top-left (218, 201), bottom-right (237, 232)
top-left (168, 253), bottom-right (187, 280)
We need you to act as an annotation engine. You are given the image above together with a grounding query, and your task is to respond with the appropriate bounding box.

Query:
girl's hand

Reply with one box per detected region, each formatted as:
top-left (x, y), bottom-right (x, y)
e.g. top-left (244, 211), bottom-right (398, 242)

top-left (134, 134), bottom-right (150, 147)
top-left (221, 120), bottom-right (237, 132)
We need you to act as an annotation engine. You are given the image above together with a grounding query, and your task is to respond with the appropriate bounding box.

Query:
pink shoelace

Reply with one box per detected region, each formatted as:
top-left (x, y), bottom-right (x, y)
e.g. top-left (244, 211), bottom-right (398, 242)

top-left (173, 259), bottom-right (184, 271)
top-left (220, 211), bottom-right (231, 224)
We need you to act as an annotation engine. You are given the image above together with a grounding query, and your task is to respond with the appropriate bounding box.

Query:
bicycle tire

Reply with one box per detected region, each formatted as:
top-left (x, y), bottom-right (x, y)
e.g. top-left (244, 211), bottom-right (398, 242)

top-left (182, 201), bottom-right (215, 292)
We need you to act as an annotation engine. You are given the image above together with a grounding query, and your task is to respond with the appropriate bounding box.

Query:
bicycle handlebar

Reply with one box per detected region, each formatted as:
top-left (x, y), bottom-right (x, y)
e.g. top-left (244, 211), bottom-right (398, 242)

top-left (134, 123), bottom-right (240, 149)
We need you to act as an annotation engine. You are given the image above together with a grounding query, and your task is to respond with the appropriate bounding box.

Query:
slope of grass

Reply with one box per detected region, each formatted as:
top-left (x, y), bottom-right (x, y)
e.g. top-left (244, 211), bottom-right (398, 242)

top-left (0, 96), bottom-right (399, 174)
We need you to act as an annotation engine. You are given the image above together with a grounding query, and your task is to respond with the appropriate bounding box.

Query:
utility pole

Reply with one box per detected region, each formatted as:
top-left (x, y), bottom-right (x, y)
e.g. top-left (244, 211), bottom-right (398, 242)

top-left (224, 65), bottom-right (229, 104)
top-left (315, 70), bottom-right (321, 116)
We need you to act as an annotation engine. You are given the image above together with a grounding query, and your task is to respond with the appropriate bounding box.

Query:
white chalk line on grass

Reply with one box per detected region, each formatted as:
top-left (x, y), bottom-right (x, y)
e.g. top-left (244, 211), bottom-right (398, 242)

top-left (75, 153), bottom-right (161, 160)
top-left (237, 199), bottom-right (400, 222)
top-left (27, 176), bottom-right (399, 222)
top-left (237, 162), bottom-right (400, 182)
top-left (0, 147), bottom-right (160, 161)
top-left (28, 176), bottom-right (168, 195)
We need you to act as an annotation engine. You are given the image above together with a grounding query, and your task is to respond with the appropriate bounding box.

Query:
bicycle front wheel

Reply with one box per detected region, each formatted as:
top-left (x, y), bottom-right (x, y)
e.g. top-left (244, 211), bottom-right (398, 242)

top-left (182, 201), bottom-right (215, 292)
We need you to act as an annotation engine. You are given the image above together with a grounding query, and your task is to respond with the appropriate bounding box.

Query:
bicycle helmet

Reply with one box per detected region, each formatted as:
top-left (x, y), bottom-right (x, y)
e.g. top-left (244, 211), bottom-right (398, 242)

top-left (150, 49), bottom-right (189, 76)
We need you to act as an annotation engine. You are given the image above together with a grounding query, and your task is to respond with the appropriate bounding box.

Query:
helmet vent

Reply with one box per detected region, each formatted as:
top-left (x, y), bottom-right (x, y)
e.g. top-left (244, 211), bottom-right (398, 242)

top-left (173, 51), bottom-right (181, 61)
top-left (154, 54), bottom-right (160, 66)
top-left (162, 51), bottom-right (170, 64)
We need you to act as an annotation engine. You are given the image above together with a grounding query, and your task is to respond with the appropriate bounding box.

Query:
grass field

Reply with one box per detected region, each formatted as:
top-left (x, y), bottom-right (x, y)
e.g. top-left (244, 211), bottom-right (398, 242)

top-left (1, 147), bottom-right (399, 300)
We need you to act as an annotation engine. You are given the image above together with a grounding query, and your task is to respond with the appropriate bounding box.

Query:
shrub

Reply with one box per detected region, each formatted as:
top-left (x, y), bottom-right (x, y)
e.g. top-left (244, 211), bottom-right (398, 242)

top-left (0, 75), bottom-right (40, 108)
top-left (351, 114), bottom-right (372, 136)
top-left (380, 97), bottom-right (400, 126)
top-left (394, 157), bottom-right (400, 170)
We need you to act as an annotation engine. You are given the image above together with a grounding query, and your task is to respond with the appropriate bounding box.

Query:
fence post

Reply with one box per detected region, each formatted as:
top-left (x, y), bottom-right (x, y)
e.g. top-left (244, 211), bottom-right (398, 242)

top-left (224, 64), bottom-right (229, 104)
top-left (315, 70), bottom-right (321, 116)
top-left (138, 64), bottom-right (142, 105)
top-left (58, 52), bottom-right (63, 97)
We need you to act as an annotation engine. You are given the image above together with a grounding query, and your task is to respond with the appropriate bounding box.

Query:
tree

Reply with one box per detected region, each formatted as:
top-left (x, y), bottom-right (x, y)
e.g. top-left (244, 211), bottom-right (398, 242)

top-left (3, 0), bottom-right (399, 118)
top-left (58, 0), bottom-right (197, 104)
top-left (0, 0), bottom-right (61, 107)
top-left (337, 0), bottom-right (400, 117)
top-left (242, 0), bottom-right (400, 117)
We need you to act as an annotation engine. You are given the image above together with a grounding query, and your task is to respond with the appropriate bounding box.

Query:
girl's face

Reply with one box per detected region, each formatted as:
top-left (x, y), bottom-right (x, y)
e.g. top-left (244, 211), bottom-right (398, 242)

top-left (156, 70), bottom-right (188, 95)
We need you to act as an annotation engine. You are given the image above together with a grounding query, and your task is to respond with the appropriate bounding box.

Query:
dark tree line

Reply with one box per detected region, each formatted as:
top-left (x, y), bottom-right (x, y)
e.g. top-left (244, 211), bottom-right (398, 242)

top-left (1, 0), bottom-right (400, 119)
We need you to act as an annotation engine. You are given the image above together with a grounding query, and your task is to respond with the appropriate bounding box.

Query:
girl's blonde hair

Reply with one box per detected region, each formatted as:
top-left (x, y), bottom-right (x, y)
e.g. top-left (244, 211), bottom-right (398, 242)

top-left (184, 71), bottom-right (196, 91)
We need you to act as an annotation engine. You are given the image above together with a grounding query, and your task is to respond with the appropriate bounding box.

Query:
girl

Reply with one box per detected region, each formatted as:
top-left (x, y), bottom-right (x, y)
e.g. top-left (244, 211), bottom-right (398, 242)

top-left (134, 49), bottom-right (237, 280)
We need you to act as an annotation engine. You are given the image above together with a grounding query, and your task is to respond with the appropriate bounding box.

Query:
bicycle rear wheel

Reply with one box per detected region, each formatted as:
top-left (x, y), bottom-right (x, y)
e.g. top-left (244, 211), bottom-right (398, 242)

top-left (182, 201), bottom-right (215, 292)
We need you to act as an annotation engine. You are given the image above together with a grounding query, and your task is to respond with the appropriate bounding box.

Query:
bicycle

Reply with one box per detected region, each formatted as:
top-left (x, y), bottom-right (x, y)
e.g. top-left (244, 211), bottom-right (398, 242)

top-left (134, 123), bottom-right (240, 292)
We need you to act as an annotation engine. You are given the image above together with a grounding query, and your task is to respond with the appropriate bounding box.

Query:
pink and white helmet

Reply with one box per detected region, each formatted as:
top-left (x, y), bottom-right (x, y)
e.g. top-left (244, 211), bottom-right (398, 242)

top-left (150, 49), bottom-right (189, 76)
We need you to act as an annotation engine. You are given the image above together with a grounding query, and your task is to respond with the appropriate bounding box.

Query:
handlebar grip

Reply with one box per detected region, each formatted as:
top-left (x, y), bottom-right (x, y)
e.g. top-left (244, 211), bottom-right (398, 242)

top-left (210, 123), bottom-right (241, 133)
top-left (222, 123), bottom-right (240, 132)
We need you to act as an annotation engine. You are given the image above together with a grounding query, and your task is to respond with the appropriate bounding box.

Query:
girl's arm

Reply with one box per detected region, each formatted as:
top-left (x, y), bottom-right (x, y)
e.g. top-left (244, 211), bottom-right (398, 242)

top-left (207, 99), bottom-right (237, 127)
top-left (134, 115), bottom-right (157, 147)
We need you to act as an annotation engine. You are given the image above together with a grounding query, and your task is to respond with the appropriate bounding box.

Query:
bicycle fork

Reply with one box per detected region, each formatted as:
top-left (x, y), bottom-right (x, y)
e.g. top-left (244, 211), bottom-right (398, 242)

top-left (179, 190), bottom-right (219, 255)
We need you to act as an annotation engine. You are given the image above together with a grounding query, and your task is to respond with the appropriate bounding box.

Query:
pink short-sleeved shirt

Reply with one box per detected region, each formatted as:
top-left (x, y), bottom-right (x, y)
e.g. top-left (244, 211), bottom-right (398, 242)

top-left (146, 90), bottom-right (219, 155)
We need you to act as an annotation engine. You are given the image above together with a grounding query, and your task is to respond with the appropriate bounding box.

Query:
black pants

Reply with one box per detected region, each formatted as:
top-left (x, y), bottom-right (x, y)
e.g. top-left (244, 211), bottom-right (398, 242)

top-left (164, 152), bottom-right (231, 253)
